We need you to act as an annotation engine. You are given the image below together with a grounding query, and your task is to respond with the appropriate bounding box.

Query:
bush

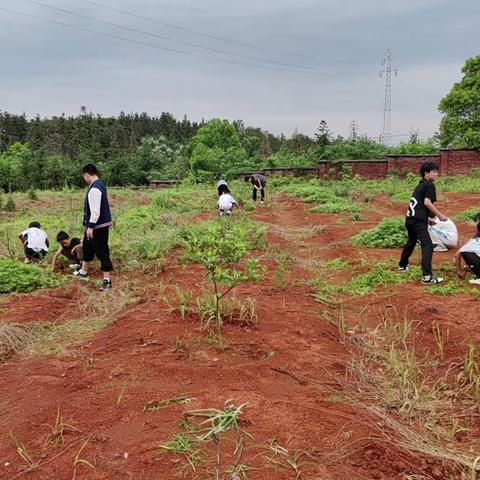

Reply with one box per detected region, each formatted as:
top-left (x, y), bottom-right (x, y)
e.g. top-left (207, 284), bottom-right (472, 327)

top-left (352, 218), bottom-right (407, 248)
top-left (0, 259), bottom-right (63, 293)
top-left (5, 195), bottom-right (16, 211)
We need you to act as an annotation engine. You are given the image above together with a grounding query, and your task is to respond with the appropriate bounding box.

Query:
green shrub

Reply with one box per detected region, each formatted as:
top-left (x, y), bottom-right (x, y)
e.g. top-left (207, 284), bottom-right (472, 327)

top-left (5, 196), bottom-right (16, 212)
top-left (352, 218), bottom-right (407, 248)
top-left (0, 260), bottom-right (64, 293)
top-left (27, 189), bottom-right (38, 201)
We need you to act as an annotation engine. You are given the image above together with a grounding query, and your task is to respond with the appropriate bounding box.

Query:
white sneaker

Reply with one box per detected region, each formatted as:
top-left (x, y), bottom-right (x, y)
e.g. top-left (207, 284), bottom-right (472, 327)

top-left (469, 278), bottom-right (480, 285)
top-left (397, 266), bottom-right (409, 272)
top-left (69, 263), bottom-right (81, 270)
top-left (433, 246), bottom-right (448, 252)
top-left (421, 276), bottom-right (444, 284)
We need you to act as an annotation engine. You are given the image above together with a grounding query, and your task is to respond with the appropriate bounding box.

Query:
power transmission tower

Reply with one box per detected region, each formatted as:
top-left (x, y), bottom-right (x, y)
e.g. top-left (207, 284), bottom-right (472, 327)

top-left (348, 120), bottom-right (359, 141)
top-left (379, 49), bottom-right (398, 146)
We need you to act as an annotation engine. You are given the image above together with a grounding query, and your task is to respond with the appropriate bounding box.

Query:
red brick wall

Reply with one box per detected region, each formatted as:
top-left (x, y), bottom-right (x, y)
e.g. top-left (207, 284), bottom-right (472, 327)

top-left (441, 149), bottom-right (480, 175)
top-left (350, 161), bottom-right (388, 179)
top-left (387, 154), bottom-right (440, 176)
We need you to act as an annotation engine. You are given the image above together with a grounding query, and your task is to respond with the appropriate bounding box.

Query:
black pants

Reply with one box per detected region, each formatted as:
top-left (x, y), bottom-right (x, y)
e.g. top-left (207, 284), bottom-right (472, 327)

top-left (24, 247), bottom-right (47, 260)
top-left (218, 184), bottom-right (229, 196)
top-left (83, 228), bottom-right (113, 272)
top-left (399, 218), bottom-right (433, 277)
top-left (252, 187), bottom-right (265, 201)
top-left (461, 252), bottom-right (480, 277)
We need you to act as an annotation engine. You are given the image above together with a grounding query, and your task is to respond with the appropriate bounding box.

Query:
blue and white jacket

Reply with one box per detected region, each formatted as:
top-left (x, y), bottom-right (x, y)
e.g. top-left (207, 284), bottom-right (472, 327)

top-left (83, 179), bottom-right (112, 229)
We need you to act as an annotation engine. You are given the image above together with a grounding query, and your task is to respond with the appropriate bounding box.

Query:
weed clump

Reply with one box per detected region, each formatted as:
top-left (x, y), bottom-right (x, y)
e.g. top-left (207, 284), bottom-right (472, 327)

top-left (5, 195), bottom-right (16, 211)
top-left (352, 218), bottom-right (407, 248)
top-left (0, 259), bottom-right (63, 293)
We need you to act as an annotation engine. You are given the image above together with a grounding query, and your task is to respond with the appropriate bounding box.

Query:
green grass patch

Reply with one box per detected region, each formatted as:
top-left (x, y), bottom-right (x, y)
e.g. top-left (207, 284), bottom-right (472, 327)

top-left (352, 218), bottom-right (407, 248)
top-left (310, 202), bottom-right (361, 214)
top-left (455, 208), bottom-right (480, 224)
top-left (343, 263), bottom-right (420, 296)
top-left (0, 259), bottom-right (64, 293)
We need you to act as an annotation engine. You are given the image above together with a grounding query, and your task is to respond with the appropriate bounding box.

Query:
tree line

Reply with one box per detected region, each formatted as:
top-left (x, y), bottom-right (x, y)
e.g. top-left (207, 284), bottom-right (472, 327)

top-left (1, 54), bottom-right (477, 191)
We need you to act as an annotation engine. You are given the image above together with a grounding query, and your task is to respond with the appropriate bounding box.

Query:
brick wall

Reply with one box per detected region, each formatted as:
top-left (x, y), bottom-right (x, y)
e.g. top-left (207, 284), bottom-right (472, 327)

top-left (236, 149), bottom-right (480, 181)
top-left (317, 149), bottom-right (480, 179)
top-left (386, 154), bottom-right (440, 177)
top-left (441, 149), bottom-right (480, 175)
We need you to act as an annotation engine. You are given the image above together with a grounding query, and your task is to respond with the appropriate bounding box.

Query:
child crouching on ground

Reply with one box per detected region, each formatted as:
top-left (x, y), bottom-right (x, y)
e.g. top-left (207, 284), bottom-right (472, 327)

top-left (18, 221), bottom-right (49, 263)
top-left (454, 213), bottom-right (480, 285)
top-left (51, 231), bottom-right (83, 272)
top-left (218, 191), bottom-right (238, 215)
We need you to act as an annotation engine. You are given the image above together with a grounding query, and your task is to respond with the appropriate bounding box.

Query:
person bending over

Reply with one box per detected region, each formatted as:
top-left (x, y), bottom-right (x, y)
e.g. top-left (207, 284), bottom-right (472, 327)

top-left (51, 231), bottom-right (83, 272)
top-left (18, 221), bottom-right (49, 263)
top-left (454, 212), bottom-right (480, 285)
top-left (244, 173), bottom-right (266, 203)
top-left (428, 217), bottom-right (458, 252)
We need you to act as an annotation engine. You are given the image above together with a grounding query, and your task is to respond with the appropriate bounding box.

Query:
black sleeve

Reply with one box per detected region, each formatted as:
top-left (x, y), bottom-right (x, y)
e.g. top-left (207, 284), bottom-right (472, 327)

top-left (424, 182), bottom-right (436, 202)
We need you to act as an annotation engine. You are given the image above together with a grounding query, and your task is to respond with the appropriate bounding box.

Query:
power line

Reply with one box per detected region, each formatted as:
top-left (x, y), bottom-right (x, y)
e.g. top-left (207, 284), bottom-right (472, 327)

top-left (86, 0), bottom-right (373, 67)
top-left (1, 6), bottom-right (369, 78)
top-left (22, 0), bottom-right (365, 76)
top-left (85, 0), bottom-right (303, 58)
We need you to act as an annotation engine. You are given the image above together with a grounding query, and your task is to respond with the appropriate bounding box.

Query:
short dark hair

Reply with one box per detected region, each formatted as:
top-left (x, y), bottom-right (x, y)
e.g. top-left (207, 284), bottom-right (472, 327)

top-left (473, 213), bottom-right (480, 223)
top-left (56, 231), bottom-right (70, 242)
top-left (420, 161), bottom-right (440, 178)
top-left (82, 163), bottom-right (98, 175)
top-left (28, 221), bottom-right (41, 229)
top-left (244, 175), bottom-right (251, 182)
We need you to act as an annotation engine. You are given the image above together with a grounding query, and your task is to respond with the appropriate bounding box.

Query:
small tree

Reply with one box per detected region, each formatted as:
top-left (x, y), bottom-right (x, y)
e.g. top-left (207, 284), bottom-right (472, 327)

top-left (183, 221), bottom-right (259, 341)
top-left (5, 195), bottom-right (16, 212)
top-left (27, 188), bottom-right (38, 201)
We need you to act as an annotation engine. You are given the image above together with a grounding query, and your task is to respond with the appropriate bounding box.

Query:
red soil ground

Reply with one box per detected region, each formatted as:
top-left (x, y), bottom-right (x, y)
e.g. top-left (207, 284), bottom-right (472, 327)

top-left (0, 192), bottom-right (478, 479)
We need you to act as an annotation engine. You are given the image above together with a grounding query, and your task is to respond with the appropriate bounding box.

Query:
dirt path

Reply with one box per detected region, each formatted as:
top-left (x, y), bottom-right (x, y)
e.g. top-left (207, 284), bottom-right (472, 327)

top-left (0, 192), bottom-right (477, 479)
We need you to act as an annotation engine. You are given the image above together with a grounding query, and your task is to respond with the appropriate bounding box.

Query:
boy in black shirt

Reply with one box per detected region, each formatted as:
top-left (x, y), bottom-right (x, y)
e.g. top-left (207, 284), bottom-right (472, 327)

top-left (398, 162), bottom-right (447, 284)
top-left (51, 231), bottom-right (82, 272)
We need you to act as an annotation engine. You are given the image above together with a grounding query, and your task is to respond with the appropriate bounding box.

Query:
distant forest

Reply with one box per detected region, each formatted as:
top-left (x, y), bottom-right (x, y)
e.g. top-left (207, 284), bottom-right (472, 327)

top-left (0, 108), bottom-right (438, 190)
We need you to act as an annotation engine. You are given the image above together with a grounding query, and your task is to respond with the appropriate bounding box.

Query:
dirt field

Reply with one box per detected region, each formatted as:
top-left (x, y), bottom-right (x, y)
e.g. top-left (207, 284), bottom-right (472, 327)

top-left (1, 190), bottom-right (479, 480)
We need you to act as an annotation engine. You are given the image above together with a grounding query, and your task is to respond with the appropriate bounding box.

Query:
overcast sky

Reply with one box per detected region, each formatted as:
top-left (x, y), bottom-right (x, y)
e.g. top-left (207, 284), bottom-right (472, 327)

top-left (1, 0), bottom-right (479, 140)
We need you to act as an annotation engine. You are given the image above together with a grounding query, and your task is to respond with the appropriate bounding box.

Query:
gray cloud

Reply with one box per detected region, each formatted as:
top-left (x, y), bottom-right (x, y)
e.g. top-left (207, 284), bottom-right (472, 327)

top-left (1, 0), bottom-right (478, 140)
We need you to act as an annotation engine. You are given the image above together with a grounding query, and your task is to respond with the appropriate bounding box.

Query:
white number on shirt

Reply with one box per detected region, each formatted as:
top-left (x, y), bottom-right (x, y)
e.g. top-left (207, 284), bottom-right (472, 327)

top-left (407, 197), bottom-right (418, 217)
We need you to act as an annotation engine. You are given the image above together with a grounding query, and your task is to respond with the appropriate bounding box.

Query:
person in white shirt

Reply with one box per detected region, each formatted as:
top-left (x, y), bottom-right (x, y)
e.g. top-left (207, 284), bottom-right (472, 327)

top-left (454, 212), bottom-right (480, 285)
top-left (428, 217), bottom-right (458, 252)
top-left (18, 221), bottom-right (49, 263)
top-left (218, 192), bottom-right (238, 215)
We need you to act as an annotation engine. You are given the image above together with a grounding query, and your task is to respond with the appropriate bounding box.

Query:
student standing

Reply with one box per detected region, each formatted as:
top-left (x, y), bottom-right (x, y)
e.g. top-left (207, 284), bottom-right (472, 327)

top-left (244, 173), bottom-right (267, 203)
top-left (74, 163), bottom-right (113, 291)
top-left (398, 162), bottom-right (447, 284)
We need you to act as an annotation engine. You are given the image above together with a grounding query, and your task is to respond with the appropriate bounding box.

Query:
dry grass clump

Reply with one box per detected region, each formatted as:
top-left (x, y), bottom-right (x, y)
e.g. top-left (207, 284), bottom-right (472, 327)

top-left (345, 306), bottom-right (480, 478)
top-left (0, 323), bottom-right (38, 362)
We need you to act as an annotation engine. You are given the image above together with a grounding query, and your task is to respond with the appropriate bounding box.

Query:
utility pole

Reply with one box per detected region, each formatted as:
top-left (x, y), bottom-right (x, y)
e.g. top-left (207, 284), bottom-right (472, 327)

top-left (379, 49), bottom-right (398, 146)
